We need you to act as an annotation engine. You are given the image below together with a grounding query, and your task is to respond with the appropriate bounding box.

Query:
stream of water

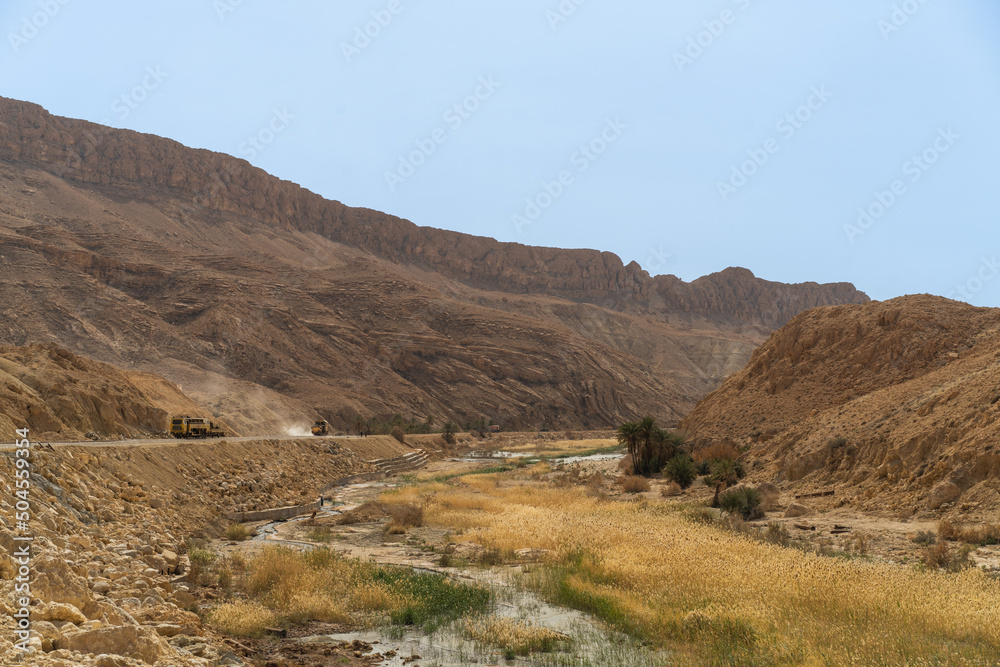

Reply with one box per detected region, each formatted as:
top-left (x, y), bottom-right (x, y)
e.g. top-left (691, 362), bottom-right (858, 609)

top-left (260, 452), bottom-right (662, 666)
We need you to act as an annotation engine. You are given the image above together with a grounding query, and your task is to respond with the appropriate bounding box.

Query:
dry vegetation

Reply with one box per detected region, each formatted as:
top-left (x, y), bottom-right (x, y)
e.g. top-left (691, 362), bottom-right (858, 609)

top-left (462, 616), bottom-right (566, 659)
top-left (379, 465), bottom-right (1000, 665)
top-left (621, 475), bottom-right (650, 494)
top-left (501, 438), bottom-right (619, 455)
top-left (939, 519), bottom-right (1000, 546)
top-left (208, 546), bottom-right (490, 637)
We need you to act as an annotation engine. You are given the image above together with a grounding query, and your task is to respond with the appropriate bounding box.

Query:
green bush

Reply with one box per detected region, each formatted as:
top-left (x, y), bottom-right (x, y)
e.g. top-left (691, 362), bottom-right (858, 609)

top-left (665, 455), bottom-right (697, 490)
top-left (719, 487), bottom-right (764, 521)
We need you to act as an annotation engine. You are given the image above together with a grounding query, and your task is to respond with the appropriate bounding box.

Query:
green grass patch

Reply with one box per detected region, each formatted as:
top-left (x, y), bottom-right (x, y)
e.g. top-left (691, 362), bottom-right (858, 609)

top-left (369, 566), bottom-right (492, 632)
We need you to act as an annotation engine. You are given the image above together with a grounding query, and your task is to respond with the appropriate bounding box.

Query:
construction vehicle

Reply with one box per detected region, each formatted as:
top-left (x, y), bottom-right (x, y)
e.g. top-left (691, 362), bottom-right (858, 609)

top-left (170, 416), bottom-right (226, 439)
top-left (311, 420), bottom-right (329, 436)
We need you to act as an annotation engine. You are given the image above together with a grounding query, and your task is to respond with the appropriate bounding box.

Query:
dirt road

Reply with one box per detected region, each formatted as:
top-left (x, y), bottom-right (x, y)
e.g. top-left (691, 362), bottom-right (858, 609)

top-left (0, 433), bottom-right (361, 451)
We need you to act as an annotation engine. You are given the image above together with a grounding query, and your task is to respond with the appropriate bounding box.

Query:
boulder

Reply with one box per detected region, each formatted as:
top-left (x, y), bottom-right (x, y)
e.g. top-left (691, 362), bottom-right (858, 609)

top-left (34, 601), bottom-right (88, 624)
top-left (32, 620), bottom-right (62, 652)
top-left (928, 482), bottom-right (961, 510)
top-left (56, 625), bottom-right (170, 665)
top-left (32, 554), bottom-right (92, 612)
top-left (95, 656), bottom-right (132, 667)
top-left (514, 548), bottom-right (553, 562)
top-left (784, 502), bottom-right (813, 518)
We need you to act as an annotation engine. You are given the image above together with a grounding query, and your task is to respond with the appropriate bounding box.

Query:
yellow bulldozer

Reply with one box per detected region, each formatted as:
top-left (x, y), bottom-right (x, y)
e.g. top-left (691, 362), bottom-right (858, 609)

top-left (171, 416), bottom-right (226, 439)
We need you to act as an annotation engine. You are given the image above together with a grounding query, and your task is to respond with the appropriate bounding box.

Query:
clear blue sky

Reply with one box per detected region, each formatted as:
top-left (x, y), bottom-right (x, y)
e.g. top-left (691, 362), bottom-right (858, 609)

top-left (3, 1), bottom-right (999, 305)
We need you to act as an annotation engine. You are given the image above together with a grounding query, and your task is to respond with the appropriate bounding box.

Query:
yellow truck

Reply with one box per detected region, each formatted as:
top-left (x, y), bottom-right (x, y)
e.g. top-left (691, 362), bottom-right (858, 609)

top-left (171, 416), bottom-right (226, 439)
top-left (311, 420), bottom-right (329, 436)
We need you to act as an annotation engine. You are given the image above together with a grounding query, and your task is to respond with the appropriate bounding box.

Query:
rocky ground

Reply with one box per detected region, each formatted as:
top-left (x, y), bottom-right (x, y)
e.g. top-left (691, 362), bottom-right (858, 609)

top-left (0, 436), bottom-right (411, 665)
top-left (3, 429), bottom-right (997, 666)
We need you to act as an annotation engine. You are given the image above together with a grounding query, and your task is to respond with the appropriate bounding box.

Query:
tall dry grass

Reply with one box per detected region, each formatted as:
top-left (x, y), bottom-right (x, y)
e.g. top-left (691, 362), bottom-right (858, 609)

top-left (210, 545), bottom-right (490, 637)
top-left (387, 468), bottom-right (1000, 665)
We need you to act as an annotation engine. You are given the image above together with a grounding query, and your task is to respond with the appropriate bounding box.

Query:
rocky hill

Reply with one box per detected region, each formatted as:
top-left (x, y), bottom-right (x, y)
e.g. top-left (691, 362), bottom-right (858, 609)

top-left (0, 97), bottom-right (869, 430)
top-left (682, 295), bottom-right (1000, 519)
top-left (0, 343), bottom-right (219, 441)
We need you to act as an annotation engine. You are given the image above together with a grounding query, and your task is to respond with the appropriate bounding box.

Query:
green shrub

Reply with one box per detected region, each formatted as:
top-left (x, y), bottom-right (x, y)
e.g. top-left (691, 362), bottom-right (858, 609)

top-left (665, 455), bottom-right (697, 490)
top-left (719, 487), bottom-right (764, 521)
top-left (189, 547), bottom-right (217, 567)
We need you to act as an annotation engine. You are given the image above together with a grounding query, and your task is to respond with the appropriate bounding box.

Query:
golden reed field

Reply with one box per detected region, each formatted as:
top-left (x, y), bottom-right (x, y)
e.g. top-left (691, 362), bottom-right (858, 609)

top-left (382, 467), bottom-right (1000, 666)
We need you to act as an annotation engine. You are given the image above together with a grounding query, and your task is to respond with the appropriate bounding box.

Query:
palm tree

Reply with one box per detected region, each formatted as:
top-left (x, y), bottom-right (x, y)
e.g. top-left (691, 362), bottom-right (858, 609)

top-left (710, 459), bottom-right (740, 508)
top-left (616, 421), bottom-right (640, 471)
top-left (635, 417), bottom-right (658, 475)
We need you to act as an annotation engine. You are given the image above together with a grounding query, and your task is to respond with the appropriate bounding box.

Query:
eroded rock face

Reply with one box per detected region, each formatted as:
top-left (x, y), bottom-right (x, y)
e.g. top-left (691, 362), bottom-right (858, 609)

top-left (0, 343), bottom-right (212, 441)
top-left (683, 295), bottom-right (1000, 518)
top-left (0, 97), bottom-right (868, 431)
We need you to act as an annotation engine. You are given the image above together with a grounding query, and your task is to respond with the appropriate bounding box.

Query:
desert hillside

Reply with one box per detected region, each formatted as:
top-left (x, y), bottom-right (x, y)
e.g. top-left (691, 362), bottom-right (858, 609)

top-left (0, 97), bottom-right (868, 430)
top-left (682, 295), bottom-right (1000, 519)
top-left (0, 343), bottom-right (219, 441)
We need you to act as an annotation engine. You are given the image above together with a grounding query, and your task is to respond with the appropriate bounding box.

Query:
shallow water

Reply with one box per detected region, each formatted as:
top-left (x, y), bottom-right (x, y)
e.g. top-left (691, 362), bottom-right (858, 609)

top-left (458, 450), bottom-right (534, 461)
top-left (551, 453), bottom-right (624, 465)
top-left (294, 448), bottom-right (663, 666)
top-left (300, 583), bottom-right (653, 667)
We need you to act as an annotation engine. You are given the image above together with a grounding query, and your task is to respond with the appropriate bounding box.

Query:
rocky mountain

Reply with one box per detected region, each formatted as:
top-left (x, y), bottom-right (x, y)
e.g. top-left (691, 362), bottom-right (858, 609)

top-left (682, 295), bottom-right (1000, 519)
top-left (0, 97), bottom-right (868, 432)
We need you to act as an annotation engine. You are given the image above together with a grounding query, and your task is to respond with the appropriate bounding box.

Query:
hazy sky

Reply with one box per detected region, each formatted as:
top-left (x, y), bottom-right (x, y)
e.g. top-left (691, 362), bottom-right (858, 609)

top-left (2, 1), bottom-right (999, 305)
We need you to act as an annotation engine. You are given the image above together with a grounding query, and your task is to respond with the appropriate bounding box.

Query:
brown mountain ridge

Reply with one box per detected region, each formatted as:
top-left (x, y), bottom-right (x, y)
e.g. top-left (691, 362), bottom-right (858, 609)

top-left (0, 97), bottom-right (868, 433)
